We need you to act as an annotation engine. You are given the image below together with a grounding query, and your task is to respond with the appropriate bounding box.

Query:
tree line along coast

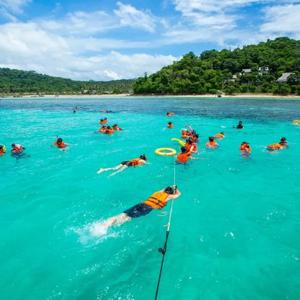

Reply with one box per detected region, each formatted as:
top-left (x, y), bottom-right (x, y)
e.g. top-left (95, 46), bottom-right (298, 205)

top-left (0, 37), bottom-right (299, 97)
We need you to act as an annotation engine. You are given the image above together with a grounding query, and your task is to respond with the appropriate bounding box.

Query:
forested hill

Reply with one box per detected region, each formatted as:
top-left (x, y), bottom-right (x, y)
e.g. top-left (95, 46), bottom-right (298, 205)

top-left (0, 68), bottom-right (135, 95)
top-left (133, 37), bottom-right (300, 95)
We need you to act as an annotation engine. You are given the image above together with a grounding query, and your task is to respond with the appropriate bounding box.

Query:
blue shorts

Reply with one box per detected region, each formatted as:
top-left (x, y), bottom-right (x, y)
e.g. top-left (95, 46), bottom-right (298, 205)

top-left (124, 203), bottom-right (153, 218)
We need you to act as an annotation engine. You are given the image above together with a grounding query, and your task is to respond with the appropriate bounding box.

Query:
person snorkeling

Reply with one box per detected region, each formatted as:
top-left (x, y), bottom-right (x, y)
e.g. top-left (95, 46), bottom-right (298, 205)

top-left (234, 121), bottom-right (244, 129)
top-left (112, 124), bottom-right (122, 131)
top-left (97, 155), bottom-right (147, 176)
top-left (167, 122), bottom-right (173, 129)
top-left (267, 137), bottom-right (288, 151)
top-left (176, 146), bottom-right (192, 164)
top-left (54, 137), bottom-right (68, 149)
top-left (206, 136), bottom-right (218, 149)
top-left (0, 144), bottom-right (6, 156)
top-left (214, 132), bottom-right (225, 139)
top-left (99, 185), bottom-right (181, 230)
top-left (240, 142), bottom-right (251, 155)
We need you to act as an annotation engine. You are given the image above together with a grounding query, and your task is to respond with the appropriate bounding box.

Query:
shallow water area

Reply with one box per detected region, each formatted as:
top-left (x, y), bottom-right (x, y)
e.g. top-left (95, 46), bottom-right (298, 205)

top-left (0, 97), bottom-right (300, 300)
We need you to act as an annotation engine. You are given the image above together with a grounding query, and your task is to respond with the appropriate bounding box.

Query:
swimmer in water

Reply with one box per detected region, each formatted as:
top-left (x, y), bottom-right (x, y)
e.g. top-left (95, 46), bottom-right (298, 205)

top-left (176, 146), bottom-right (192, 164)
top-left (234, 121), bottom-right (244, 129)
top-left (99, 186), bottom-right (181, 230)
top-left (112, 124), bottom-right (122, 131)
top-left (167, 122), bottom-right (173, 129)
top-left (267, 137), bottom-right (288, 151)
top-left (54, 137), bottom-right (68, 149)
top-left (240, 141), bottom-right (251, 155)
top-left (97, 155), bottom-right (147, 176)
top-left (214, 132), bottom-right (225, 139)
top-left (0, 144), bottom-right (6, 156)
top-left (206, 136), bottom-right (218, 149)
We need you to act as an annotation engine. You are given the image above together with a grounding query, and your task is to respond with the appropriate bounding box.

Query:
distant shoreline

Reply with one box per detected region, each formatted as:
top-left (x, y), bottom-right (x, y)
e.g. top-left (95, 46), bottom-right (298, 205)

top-left (1, 93), bottom-right (300, 100)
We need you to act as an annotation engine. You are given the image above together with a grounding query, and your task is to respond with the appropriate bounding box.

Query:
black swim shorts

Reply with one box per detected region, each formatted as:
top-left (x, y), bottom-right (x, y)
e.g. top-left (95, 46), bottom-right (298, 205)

top-left (124, 203), bottom-right (153, 218)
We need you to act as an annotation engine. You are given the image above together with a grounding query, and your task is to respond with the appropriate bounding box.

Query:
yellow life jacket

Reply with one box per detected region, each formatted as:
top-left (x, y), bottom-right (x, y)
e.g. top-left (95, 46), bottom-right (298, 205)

top-left (144, 191), bottom-right (169, 209)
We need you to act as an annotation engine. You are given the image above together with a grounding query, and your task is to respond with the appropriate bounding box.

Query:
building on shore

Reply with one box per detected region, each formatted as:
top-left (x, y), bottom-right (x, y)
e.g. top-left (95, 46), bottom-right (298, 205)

top-left (276, 72), bottom-right (294, 83)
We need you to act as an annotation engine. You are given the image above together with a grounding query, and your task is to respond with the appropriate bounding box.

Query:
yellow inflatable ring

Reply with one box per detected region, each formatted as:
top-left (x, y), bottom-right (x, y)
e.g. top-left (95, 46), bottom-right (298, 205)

top-left (293, 120), bottom-right (300, 125)
top-left (155, 148), bottom-right (177, 156)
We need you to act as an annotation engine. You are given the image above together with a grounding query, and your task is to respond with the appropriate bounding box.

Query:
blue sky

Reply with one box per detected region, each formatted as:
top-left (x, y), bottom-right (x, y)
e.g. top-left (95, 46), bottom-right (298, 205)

top-left (0, 0), bottom-right (299, 80)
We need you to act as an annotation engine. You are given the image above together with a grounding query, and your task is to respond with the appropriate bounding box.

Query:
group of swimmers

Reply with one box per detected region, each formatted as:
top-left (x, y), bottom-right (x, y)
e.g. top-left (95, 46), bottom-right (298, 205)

top-left (98, 118), bottom-right (122, 135)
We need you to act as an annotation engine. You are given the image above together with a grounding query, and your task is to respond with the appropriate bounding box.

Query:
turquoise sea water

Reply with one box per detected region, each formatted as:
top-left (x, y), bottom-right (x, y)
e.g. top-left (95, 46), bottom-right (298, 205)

top-left (0, 97), bottom-right (300, 300)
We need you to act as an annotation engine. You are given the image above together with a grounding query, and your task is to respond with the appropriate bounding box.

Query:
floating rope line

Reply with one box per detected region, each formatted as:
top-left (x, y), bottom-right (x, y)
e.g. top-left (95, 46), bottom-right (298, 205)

top-left (154, 156), bottom-right (177, 300)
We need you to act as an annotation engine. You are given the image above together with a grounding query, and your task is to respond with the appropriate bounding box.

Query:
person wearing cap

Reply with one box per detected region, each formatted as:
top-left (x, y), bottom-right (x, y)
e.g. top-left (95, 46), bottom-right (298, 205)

top-left (100, 186), bottom-right (181, 229)
top-left (97, 155), bottom-right (147, 176)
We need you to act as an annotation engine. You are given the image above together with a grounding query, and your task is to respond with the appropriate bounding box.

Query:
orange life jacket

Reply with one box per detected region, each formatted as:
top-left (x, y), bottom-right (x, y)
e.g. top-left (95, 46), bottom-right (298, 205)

top-left (105, 129), bottom-right (114, 135)
top-left (185, 143), bottom-right (197, 153)
top-left (240, 144), bottom-right (251, 153)
top-left (144, 191), bottom-right (169, 209)
top-left (206, 141), bottom-right (217, 148)
top-left (129, 158), bottom-right (141, 166)
top-left (100, 119), bottom-right (107, 125)
top-left (214, 133), bottom-right (224, 139)
top-left (167, 124), bottom-right (173, 129)
top-left (267, 143), bottom-right (283, 151)
top-left (55, 142), bottom-right (67, 149)
top-left (177, 152), bottom-right (191, 163)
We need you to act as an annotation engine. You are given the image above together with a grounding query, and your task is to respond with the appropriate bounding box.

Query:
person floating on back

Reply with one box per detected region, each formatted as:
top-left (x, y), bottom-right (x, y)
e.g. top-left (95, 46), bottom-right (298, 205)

top-left (98, 186), bottom-right (181, 231)
top-left (267, 137), bottom-right (288, 151)
top-left (206, 137), bottom-right (218, 149)
top-left (240, 142), bottom-right (251, 156)
top-left (97, 155), bottom-right (147, 176)
top-left (99, 118), bottom-right (108, 125)
top-left (54, 137), bottom-right (68, 149)
top-left (214, 132), bottom-right (225, 139)
top-left (0, 144), bottom-right (6, 156)
top-left (234, 121), bottom-right (244, 129)
top-left (11, 144), bottom-right (25, 156)
top-left (176, 146), bottom-right (192, 164)
top-left (167, 122), bottom-right (173, 129)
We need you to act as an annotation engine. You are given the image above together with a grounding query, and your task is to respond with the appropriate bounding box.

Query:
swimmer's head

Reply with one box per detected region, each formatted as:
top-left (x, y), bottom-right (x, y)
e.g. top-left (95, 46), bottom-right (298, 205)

top-left (164, 185), bottom-right (177, 195)
top-left (140, 154), bottom-right (147, 161)
top-left (181, 146), bottom-right (187, 153)
top-left (209, 136), bottom-right (214, 142)
top-left (220, 132), bottom-right (224, 135)
top-left (57, 138), bottom-right (63, 143)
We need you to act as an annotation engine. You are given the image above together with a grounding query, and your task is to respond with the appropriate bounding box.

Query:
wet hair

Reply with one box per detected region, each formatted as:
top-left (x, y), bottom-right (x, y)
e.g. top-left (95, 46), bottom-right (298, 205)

top-left (164, 186), bottom-right (177, 195)
top-left (112, 124), bottom-right (118, 127)
top-left (181, 146), bottom-right (187, 153)
top-left (107, 126), bottom-right (111, 129)
top-left (186, 138), bottom-right (193, 144)
top-left (280, 137), bottom-right (287, 142)
top-left (11, 144), bottom-right (15, 147)
top-left (0, 145), bottom-right (3, 149)
top-left (220, 132), bottom-right (224, 135)
top-left (57, 138), bottom-right (63, 143)
top-left (168, 122), bottom-right (172, 125)
top-left (209, 136), bottom-right (214, 142)
top-left (140, 154), bottom-right (147, 161)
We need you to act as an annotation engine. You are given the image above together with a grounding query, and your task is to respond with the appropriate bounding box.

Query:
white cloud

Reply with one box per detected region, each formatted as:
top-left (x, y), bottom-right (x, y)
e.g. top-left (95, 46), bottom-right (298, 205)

top-left (261, 4), bottom-right (300, 38)
top-left (0, 21), bottom-right (176, 80)
top-left (114, 2), bottom-right (156, 32)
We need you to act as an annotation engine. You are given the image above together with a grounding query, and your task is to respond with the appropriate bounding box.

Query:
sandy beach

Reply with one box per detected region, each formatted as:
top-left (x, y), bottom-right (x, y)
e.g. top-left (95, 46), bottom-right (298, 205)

top-left (3, 93), bottom-right (300, 99)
